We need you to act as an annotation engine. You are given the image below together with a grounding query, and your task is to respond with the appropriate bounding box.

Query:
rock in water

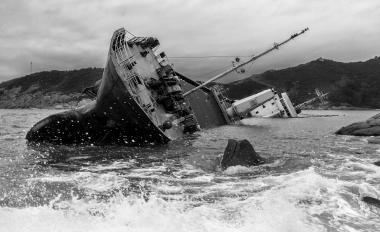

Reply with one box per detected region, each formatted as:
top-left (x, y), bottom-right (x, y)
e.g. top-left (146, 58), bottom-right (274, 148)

top-left (335, 113), bottom-right (380, 136)
top-left (368, 138), bottom-right (380, 144)
top-left (362, 196), bottom-right (380, 208)
top-left (221, 139), bottom-right (265, 170)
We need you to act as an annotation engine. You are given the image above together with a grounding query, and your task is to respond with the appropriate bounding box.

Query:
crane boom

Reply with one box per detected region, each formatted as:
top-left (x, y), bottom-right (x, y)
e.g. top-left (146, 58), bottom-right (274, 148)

top-left (183, 28), bottom-right (309, 97)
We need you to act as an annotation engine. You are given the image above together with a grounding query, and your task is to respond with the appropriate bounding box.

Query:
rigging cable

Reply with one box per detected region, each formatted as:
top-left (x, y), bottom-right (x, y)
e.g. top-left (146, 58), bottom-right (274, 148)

top-left (167, 55), bottom-right (253, 59)
top-left (125, 29), bottom-right (136, 37)
top-left (192, 64), bottom-right (234, 79)
top-left (190, 55), bottom-right (255, 80)
top-left (242, 59), bottom-right (256, 79)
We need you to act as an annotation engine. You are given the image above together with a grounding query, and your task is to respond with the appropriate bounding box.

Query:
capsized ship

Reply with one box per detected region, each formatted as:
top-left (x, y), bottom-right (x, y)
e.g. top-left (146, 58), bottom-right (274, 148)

top-left (26, 28), bottom-right (309, 145)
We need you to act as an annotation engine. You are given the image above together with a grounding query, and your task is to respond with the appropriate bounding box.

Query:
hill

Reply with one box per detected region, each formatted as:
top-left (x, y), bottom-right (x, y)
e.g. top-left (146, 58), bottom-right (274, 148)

top-left (0, 68), bottom-right (102, 108)
top-left (0, 68), bottom-right (103, 94)
top-left (229, 56), bottom-right (380, 108)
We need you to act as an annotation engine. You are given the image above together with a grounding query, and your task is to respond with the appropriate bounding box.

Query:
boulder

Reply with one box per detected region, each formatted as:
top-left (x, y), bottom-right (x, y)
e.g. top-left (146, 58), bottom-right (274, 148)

top-left (362, 196), bottom-right (380, 208)
top-left (220, 139), bottom-right (265, 170)
top-left (335, 113), bottom-right (380, 136)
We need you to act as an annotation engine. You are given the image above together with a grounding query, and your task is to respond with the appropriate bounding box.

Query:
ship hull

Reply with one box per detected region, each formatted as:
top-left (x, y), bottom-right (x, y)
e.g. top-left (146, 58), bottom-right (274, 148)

top-left (94, 55), bottom-right (170, 144)
top-left (26, 57), bottom-right (170, 145)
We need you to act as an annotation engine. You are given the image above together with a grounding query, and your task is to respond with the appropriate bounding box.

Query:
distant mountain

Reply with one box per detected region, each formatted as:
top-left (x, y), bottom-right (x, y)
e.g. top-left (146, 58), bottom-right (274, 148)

top-left (227, 56), bottom-right (380, 108)
top-left (0, 56), bottom-right (379, 109)
top-left (0, 68), bottom-right (103, 94)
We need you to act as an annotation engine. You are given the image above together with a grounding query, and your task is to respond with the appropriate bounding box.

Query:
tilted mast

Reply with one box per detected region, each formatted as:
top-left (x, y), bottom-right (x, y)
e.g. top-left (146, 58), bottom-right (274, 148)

top-left (183, 28), bottom-right (309, 97)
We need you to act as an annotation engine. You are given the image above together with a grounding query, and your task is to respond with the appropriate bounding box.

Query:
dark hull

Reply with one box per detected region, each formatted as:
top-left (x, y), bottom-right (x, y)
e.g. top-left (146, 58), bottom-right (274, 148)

top-left (26, 59), bottom-right (170, 145)
top-left (94, 55), bottom-right (170, 144)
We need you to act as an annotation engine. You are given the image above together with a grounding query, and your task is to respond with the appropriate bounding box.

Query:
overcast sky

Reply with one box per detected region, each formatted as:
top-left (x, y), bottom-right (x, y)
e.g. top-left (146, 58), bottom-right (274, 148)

top-left (0, 0), bottom-right (379, 83)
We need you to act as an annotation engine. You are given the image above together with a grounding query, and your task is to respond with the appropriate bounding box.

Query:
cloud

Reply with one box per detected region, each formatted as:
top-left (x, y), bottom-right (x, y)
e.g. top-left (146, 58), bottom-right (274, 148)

top-left (0, 0), bottom-right (379, 84)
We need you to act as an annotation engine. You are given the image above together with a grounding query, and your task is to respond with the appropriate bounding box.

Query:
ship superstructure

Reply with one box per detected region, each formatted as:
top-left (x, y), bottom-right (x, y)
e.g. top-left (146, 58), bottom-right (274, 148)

top-left (96, 29), bottom-right (200, 141)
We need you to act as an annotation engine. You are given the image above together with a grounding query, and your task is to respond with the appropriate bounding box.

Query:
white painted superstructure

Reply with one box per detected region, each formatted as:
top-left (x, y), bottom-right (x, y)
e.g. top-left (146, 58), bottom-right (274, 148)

top-left (225, 89), bottom-right (299, 119)
top-left (226, 89), bottom-right (275, 118)
top-left (248, 92), bottom-right (297, 118)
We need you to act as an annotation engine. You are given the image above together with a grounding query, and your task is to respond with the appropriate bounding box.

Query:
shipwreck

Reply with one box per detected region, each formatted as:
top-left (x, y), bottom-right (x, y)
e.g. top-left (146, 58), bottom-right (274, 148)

top-left (26, 27), bottom-right (309, 145)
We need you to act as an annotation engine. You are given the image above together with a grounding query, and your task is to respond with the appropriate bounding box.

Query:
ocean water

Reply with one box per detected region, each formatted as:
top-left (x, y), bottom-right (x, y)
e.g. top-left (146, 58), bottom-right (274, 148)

top-left (1, 109), bottom-right (380, 232)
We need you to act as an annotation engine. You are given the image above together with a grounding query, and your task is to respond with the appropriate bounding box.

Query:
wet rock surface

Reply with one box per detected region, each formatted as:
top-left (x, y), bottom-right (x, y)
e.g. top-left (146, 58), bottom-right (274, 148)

top-left (221, 139), bottom-right (266, 170)
top-left (335, 113), bottom-right (380, 136)
top-left (373, 161), bottom-right (380, 166)
top-left (362, 196), bottom-right (380, 208)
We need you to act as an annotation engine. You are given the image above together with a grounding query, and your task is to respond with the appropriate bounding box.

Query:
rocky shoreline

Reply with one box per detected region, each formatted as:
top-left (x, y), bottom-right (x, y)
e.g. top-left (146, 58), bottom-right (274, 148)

top-left (0, 85), bottom-right (93, 109)
top-left (335, 112), bottom-right (380, 136)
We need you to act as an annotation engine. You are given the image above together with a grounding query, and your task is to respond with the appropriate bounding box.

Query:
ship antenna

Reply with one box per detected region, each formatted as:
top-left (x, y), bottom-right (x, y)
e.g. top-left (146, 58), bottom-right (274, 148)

top-left (182, 27), bottom-right (309, 97)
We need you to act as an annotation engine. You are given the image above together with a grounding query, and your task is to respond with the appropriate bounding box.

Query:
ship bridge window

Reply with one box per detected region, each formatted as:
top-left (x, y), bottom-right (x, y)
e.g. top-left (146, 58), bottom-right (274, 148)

top-left (112, 33), bottom-right (125, 51)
